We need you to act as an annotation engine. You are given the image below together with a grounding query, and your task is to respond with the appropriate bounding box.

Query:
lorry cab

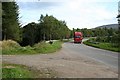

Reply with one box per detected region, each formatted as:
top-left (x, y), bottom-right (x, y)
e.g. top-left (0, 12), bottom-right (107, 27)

top-left (74, 32), bottom-right (83, 43)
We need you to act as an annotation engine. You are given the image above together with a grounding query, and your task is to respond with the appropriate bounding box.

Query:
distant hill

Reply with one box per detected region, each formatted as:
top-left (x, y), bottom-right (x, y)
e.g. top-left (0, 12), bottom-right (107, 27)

top-left (94, 24), bottom-right (118, 29)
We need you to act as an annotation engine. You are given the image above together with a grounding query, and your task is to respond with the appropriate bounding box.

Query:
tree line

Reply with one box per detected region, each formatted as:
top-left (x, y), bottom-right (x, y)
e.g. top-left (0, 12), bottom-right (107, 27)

top-left (21, 14), bottom-right (70, 46)
top-left (2, 2), bottom-right (70, 46)
top-left (72, 27), bottom-right (119, 47)
top-left (2, 2), bottom-right (119, 47)
top-left (72, 27), bottom-right (118, 37)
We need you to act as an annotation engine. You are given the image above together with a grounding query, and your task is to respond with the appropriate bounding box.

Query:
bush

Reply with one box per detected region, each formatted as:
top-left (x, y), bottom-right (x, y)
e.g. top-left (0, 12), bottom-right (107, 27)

top-left (96, 37), bottom-right (106, 42)
top-left (2, 40), bottom-right (36, 54)
top-left (2, 40), bottom-right (20, 49)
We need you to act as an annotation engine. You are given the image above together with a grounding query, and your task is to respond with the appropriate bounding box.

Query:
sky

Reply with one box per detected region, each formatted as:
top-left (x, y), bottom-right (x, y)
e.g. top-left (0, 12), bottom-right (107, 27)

top-left (17, 0), bottom-right (119, 29)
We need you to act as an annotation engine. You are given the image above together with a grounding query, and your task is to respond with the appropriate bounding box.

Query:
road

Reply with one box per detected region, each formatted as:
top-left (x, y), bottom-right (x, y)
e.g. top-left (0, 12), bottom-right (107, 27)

top-left (2, 42), bottom-right (118, 78)
top-left (65, 42), bottom-right (118, 70)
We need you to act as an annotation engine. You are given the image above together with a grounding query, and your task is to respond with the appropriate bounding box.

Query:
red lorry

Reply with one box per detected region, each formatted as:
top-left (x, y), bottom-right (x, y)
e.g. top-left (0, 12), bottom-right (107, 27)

top-left (74, 32), bottom-right (83, 43)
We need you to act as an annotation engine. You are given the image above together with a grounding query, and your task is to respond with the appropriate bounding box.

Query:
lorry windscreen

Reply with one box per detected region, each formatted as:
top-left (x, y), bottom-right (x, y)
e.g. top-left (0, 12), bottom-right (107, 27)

top-left (75, 36), bottom-right (80, 38)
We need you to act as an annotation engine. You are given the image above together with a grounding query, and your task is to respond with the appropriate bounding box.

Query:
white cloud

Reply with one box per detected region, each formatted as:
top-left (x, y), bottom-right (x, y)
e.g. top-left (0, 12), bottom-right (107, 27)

top-left (50, 1), bottom-right (117, 29)
top-left (18, 0), bottom-right (118, 29)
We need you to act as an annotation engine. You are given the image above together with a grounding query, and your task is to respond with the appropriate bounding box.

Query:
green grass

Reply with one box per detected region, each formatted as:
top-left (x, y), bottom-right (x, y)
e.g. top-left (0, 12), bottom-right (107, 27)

top-left (2, 40), bottom-right (62, 55)
top-left (33, 41), bottom-right (62, 53)
top-left (2, 63), bottom-right (33, 78)
top-left (83, 41), bottom-right (119, 52)
top-left (2, 63), bottom-right (57, 78)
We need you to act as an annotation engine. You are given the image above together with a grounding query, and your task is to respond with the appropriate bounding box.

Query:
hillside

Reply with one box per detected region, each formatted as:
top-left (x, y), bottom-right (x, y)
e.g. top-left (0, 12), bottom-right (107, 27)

top-left (95, 24), bottom-right (118, 29)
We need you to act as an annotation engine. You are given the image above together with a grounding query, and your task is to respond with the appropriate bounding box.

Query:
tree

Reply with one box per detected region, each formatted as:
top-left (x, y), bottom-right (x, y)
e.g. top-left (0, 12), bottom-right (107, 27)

top-left (22, 22), bottom-right (37, 46)
top-left (108, 28), bottom-right (114, 36)
top-left (38, 14), bottom-right (70, 41)
top-left (2, 2), bottom-right (21, 41)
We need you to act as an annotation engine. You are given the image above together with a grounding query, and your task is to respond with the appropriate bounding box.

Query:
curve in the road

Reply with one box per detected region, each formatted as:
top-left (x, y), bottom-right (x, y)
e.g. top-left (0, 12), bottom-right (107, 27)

top-left (64, 42), bottom-right (118, 70)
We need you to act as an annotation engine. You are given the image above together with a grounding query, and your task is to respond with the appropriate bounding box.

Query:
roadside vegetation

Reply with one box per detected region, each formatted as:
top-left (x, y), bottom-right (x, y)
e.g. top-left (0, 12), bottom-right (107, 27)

top-left (2, 40), bottom-right (62, 55)
top-left (2, 62), bottom-right (56, 78)
top-left (83, 38), bottom-right (119, 52)
top-left (2, 63), bottom-right (33, 78)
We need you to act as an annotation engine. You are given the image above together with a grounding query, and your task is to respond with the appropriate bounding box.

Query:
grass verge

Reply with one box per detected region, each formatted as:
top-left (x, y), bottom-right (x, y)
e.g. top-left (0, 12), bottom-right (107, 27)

top-left (83, 40), bottom-right (119, 52)
top-left (33, 41), bottom-right (62, 53)
top-left (2, 40), bottom-right (62, 55)
top-left (2, 62), bottom-right (57, 78)
top-left (2, 63), bottom-right (33, 78)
